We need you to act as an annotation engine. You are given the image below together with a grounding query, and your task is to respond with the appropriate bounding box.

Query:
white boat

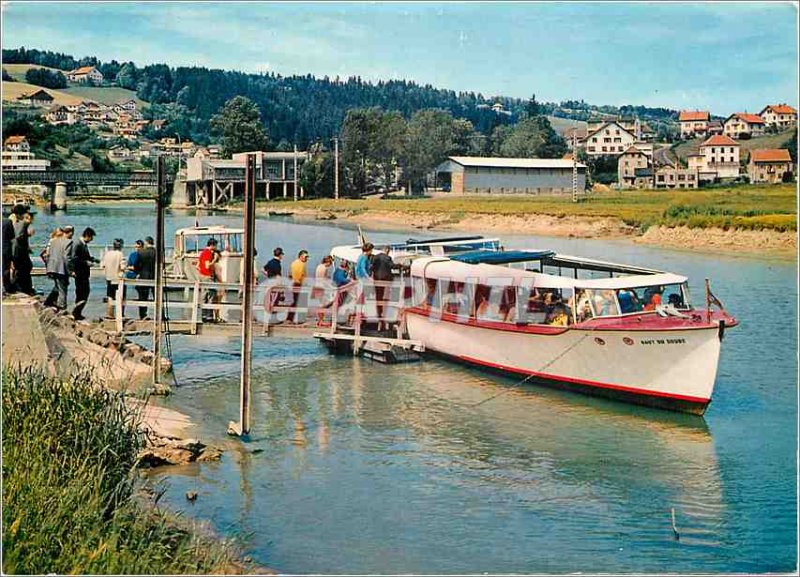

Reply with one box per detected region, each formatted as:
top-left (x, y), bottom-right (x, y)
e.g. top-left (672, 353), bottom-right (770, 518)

top-left (330, 234), bottom-right (501, 268)
top-left (170, 225), bottom-right (244, 282)
top-left (402, 249), bottom-right (738, 415)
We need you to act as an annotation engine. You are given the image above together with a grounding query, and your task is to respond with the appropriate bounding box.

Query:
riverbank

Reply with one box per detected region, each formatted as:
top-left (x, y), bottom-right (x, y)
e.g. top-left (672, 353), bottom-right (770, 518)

top-left (1, 297), bottom-right (262, 574)
top-left (256, 202), bottom-right (797, 258)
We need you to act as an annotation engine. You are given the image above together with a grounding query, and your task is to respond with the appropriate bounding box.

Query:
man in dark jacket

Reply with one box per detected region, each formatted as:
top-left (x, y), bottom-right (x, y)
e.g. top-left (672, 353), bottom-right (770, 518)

top-left (12, 210), bottom-right (36, 295)
top-left (370, 245), bottom-right (394, 331)
top-left (2, 205), bottom-right (26, 294)
top-left (136, 236), bottom-right (156, 320)
top-left (71, 227), bottom-right (98, 320)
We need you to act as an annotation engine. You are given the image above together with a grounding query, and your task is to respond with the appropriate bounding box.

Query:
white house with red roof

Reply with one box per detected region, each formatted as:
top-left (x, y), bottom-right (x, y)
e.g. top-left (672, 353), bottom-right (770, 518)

top-left (582, 121), bottom-right (637, 156)
top-left (723, 113), bottom-right (766, 139)
top-left (748, 149), bottom-right (794, 184)
top-left (759, 104), bottom-right (797, 130)
top-left (695, 134), bottom-right (741, 179)
top-left (66, 65), bottom-right (104, 85)
top-left (678, 111), bottom-right (710, 139)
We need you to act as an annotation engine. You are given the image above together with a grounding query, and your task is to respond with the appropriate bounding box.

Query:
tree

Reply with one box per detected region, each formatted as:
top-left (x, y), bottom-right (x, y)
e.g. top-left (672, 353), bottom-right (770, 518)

top-left (341, 107), bottom-right (407, 196)
top-left (25, 67), bottom-right (67, 89)
top-left (300, 146), bottom-right (335, 198)
top-left (116, 62), bottom-right (138, 90)
top-left (493, 116), bottom-right (567, 158)
top-left (2, 68), bottom-right (13, 82)
top-left (402, 109), bottom-right (458, 192)
top-left (525, 93), bottom-right (540, 118)
top-left (209, 96), bottom-right (269, 157)
top-left (783, 128), bottom-right (797, 163)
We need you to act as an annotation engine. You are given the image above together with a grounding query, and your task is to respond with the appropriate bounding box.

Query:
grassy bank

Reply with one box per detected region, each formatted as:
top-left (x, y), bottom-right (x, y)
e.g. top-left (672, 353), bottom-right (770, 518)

top-left (1, 368), bottom-right (242, 574)
top-left (277, 183), bottom-right (797, 231)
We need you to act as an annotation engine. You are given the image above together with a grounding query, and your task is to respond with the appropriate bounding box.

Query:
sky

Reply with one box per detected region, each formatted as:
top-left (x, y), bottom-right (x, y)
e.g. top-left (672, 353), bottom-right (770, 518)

top-left (2, 2), bottom-right (798, 115)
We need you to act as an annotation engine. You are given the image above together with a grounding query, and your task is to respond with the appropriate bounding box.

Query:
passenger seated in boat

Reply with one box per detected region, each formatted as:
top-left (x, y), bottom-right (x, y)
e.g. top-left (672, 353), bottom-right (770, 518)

top-left (476, 294), bottom-right (503, 322)
top-left (617, 288), bottom-right (642, 314)
top-left (668, 292), bottom-right (684, 308)
top-left (573, 290), bottom-right (594, 323)
top-left (643, 286), bottom-right (664, 311)
top-left (592, 289), bottom-right (618, 317)
top-left (543, 293), bottom-right (571, 326)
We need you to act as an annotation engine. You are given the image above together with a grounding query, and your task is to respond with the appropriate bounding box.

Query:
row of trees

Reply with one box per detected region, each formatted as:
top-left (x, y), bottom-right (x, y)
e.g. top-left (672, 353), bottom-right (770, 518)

top-left (24, 67), bottom-right (67, 89)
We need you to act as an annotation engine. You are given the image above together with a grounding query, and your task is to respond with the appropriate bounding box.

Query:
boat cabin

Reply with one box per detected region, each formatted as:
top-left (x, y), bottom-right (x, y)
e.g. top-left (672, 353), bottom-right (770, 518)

top-left (409, 250), bottom-right (693, 327)
top-left (172, 226), bottom-right (244, 283)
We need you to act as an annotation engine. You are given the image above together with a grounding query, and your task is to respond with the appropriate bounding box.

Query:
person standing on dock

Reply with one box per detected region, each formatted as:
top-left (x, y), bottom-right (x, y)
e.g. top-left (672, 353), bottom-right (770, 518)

top-left (2, 205), bottom-right (26, 294)
top-left (11, 209), bottom-right (36, 296)
top-left (70, 227), bottom-right (98, 321)
top-left (136, 236), bottom-right (156, 320)
top-left (288, 249), bottom-right (309, 323)
top-left (198, 238), bottom-right (220, 322)
top-left (44, 225), bottom-right (74, 312)
top-left (264, 247), bottom-right (284, 279)
top-left (101, 239), bottom-right (126, 318)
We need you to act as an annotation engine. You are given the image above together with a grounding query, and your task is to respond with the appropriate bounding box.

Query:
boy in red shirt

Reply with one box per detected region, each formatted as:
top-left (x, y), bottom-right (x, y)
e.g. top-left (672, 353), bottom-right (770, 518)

top-left (198, 238), bottom-right (220, 321)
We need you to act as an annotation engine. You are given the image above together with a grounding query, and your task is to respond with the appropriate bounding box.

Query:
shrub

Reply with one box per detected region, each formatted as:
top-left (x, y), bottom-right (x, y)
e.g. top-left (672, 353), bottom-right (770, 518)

top-left (2, 368), bottom-right (239, 574)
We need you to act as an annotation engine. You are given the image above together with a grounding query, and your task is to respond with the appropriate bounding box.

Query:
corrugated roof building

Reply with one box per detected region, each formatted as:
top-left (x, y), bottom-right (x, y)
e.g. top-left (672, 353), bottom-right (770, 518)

top-left (435, 156), bottom-right (586, 195)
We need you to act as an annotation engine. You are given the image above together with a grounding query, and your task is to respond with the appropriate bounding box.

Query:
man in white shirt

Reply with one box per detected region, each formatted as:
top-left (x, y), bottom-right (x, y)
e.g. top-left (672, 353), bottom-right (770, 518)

top-left (101, 238), bottom-right (126, 318)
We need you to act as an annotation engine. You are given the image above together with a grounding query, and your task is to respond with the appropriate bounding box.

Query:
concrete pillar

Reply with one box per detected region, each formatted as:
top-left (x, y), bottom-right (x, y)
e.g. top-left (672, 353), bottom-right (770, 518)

top-left (300, 185), bottom-right (305, 199)
top-left (171, 177), bottom-right (189, 208)
top-left (53, 182), bottom-right (67, 210)
top-left (283, 182), bottom-right (288, 198)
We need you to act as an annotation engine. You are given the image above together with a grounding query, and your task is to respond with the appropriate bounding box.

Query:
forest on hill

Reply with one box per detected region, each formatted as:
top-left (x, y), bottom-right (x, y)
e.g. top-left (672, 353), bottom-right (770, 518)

top-left (3, 47), bottom-right (680, 148)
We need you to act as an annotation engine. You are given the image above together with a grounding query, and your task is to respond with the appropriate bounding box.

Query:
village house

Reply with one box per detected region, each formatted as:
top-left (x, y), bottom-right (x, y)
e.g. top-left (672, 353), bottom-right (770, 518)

top-left (759, 104), bottom-right (797, 130)
top-left (582, 121), bottom-right (637, 156)
top-left (113, 99), bottom-right (137, 115)
top-left (152, 119), bottom-right (167, 131)
top-left (16, 89), bottom-right (54, 107)
top-left (678, 111), bottom-right (710, 139)
top-left (723, 113), bottom-right (766, 139)
top-left (747, 149), bottom-right (794, 184)
top-left (45, 104), bottom-right (76, 125)
top-left (2, 136), bottom-right (50, 171)
top-left (66, 65), bottom-right (104, 85)
top-left (617, 146), bottom-right (653, 188)
top-left (654, 165), bottom-right (699, 189)
top-left (587, 118), bottom-right (655, 142)
top-left (107, 145), bottom-right (135, 163)
top-left (696, 134), bottom-right (741, 179)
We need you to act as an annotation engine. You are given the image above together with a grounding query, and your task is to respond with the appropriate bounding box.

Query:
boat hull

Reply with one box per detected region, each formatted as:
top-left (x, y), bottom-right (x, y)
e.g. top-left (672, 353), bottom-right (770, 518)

top-left (405, 311), bottom-right (722, 415)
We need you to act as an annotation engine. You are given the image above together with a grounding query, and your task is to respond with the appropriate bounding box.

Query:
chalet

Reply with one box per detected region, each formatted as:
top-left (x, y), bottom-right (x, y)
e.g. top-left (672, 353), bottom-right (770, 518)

top-left (66, 65), bottom-right (104, 85)
top-left (697, 134), bottom-right (741, 179)
top-left (588, 118), bottom-right (654, 142)
top-left (152, 119), bottom-right (166, 131)
top-left (748, 149), bottom-right (794, 184)
top-left (723, 113), bottom-right (766, 139)
top-left (582, 121), bottom-right (637, 156)
top-left (16, 89), bottom-right (54, 106)
top-left (707, 119), bottom-right (724, 135)
top-left (759, 104), bottom-right (797, 130)
top-left (45, 104), bottom-right (76, 125)
top-left (4, 135), bottom-right (30, 152)
top-left (491, 102), bottom-right (512, 116)
top-left (107, 146), bottom-right (135, 162)
top-left (678, 111), bottom-right (710, 139)
top-left (113, 99), bottom-right (137, 114)
top-left (617, 146), bottom-right (652, 188)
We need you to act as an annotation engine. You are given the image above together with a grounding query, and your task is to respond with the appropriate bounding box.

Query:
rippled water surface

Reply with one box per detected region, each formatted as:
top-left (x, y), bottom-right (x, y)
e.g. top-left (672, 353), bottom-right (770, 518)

top-left (31, 204), bottom-right (797, 573)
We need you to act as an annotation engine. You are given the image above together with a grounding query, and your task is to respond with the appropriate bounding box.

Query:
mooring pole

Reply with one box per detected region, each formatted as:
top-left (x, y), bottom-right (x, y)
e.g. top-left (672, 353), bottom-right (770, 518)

top-left (229, 153), bottom-right (257, 437)
top-left (153, 155), bottom-right (167, 388)
top-left (293, 144), bottom-right (299, 202)
top-left (334, 136), bottom-right (340, 201)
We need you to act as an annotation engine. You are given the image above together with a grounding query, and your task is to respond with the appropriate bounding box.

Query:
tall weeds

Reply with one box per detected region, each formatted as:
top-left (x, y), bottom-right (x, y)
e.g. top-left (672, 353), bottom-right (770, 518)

top-left (2, 368), bottom-right (237, 574)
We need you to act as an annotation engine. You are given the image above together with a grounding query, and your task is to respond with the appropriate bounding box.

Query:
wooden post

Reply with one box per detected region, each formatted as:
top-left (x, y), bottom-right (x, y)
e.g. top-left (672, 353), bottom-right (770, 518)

top-left (153, 156), bottom-right (166, 387)
top-left (229, 153), bottom-right (257, 437)
top-left (115, 278), bottom-right (125, 333)
top-left (293, 144), bottom-right (299, 202)
top-left (334, 137), bottom-right (339, 201)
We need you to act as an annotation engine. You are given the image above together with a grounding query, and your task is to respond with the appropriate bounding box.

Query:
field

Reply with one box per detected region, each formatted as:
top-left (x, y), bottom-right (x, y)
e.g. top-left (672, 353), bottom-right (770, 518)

top-left (3, 63), bottom-right (65, 82)
top-left (61, 85), bottom-right (148, 108)
top-left (548, 115), bottom-right (587, 135)
top-left (2, 80), bottom-right (83, 105)
top-left (672, 129), bottom-right (796, 161)
top-left (288, 183), bottom-right (798, 232)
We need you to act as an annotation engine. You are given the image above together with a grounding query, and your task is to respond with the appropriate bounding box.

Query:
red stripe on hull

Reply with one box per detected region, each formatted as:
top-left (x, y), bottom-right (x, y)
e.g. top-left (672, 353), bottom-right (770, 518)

top-left (449, 353), bottom-right (711, 415)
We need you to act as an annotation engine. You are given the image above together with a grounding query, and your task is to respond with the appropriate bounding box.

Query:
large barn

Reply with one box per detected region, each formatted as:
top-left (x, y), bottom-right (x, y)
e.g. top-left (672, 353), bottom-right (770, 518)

top-left (435, 156), bottom-right (586, 195)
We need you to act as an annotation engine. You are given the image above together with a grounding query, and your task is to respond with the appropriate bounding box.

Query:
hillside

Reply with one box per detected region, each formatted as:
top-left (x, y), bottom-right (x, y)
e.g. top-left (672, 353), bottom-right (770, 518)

top-left (2, 81), bottom-right (83, 105)
top-left (672, 129), bottom-right (796, 161)
top-left (61, 86), bottom-right (147, 108)
top-left (4, 63), bottom-right (64, 82)
top-left (548, 116), bottom-right (587, 136)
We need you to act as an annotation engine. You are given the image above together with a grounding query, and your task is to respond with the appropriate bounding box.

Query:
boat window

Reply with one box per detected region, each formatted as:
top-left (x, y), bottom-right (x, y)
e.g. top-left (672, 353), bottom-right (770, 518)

top-left (616, 283), bottom-right (691, 314)
top-left (574, 289), bottom-right (595, 323)
top-left (441, 281), bottom-right (474, 318)
top-left (585, 289), bottom-right (620, 317)
top-left (474, 284), bottom-right (507, 322)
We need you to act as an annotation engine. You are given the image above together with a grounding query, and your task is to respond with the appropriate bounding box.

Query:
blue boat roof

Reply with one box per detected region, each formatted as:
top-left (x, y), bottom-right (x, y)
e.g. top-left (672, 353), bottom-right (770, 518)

top-left (450, 249), bottom-right (555, 265)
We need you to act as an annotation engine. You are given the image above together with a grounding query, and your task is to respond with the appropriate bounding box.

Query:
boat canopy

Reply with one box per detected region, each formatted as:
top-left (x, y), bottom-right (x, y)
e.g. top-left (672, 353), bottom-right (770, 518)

top-left (410, 257), bottom-right (686, 290)
top-left (175, 226), bottom-right (244, 236)
top-left (451, 249), bottom-right (555, 265)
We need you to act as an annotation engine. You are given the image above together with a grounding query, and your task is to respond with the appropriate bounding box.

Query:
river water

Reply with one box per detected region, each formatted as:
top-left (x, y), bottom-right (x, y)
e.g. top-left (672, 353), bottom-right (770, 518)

top-left (29, 203), bottom-right (797, 573)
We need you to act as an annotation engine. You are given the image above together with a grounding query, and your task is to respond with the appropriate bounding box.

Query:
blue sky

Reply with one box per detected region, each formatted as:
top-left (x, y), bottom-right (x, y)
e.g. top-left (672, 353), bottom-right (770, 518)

top-left (3, 2), bottom-right (797, 115)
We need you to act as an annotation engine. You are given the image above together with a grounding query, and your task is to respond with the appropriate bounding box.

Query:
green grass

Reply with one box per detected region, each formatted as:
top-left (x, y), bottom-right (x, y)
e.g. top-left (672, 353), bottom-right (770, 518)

top-left (3, 63), bottom-right (64, 82)
top-left (2, 368), bottom-right (242, 575)
top-left (61, 85), bottom-right (148, 108)
top-left (283, 183), bottom-right (797, 231)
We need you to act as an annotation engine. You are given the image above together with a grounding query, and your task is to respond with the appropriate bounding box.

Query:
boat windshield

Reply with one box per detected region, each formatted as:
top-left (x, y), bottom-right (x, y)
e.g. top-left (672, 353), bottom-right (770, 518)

top-left (181, 233), bottom-right (242, 254)
top-left (574, 282), bottom-right (691, 320)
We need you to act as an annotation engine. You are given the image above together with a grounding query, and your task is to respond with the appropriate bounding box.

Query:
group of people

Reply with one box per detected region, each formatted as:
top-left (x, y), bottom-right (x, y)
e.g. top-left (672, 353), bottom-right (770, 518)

top-left (2, 205), bottom-right (36, 297)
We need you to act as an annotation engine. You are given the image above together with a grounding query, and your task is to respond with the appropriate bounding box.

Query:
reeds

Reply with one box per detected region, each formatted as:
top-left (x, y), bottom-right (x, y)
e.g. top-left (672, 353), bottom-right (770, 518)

top-left (2, 367), bottom-right (238, 575)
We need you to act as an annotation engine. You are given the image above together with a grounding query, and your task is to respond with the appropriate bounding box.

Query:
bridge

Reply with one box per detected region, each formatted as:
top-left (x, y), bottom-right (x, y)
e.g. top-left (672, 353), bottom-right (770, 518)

top-left (2, 170), bottom-right (173, 187)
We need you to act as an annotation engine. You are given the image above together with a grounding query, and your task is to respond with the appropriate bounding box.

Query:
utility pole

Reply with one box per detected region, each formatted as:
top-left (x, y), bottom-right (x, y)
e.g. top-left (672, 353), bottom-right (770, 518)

top-left (293, 143), bottom-right (298, 202)
top-left (228, 153), bottom-right (256, 437)
top-left (333, 136), bottom-right (340, 200)
top-left (153, 155), bottom-right (167, 389)
top-left (572, 122), bottom-right (579, 203)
